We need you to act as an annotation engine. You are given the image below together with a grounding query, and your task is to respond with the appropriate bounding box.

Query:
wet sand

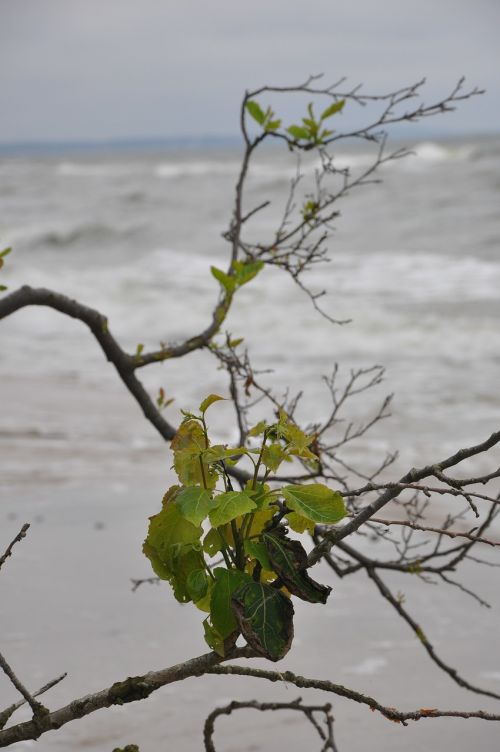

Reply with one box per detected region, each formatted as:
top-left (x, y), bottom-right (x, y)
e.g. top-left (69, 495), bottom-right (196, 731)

top-left (1, 480), bottom-right (499, 752)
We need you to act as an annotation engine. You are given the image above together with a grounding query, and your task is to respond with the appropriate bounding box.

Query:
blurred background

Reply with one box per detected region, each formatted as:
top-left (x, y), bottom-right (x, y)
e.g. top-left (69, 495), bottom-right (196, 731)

top-left (1, 2), bottom-right (499, 751)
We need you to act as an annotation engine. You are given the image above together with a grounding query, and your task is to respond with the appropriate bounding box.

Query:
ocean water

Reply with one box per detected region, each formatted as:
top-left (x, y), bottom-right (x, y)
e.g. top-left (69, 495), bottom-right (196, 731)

top-left (1, 136), bottom-right (500, 751)
top-left (1, 136), bottom-right (500, 487)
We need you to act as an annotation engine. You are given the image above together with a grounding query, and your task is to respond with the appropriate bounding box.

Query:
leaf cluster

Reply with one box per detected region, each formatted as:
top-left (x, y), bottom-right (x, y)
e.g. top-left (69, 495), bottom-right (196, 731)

top-left (246, 98), bottom-right (345, 146)
top-left (144, 396), bottom-right (345, 661)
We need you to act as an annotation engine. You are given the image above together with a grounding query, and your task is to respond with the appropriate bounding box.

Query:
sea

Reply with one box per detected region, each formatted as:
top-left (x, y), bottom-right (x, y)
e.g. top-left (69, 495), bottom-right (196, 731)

top-left (0, 135), bottom-right (499, 751)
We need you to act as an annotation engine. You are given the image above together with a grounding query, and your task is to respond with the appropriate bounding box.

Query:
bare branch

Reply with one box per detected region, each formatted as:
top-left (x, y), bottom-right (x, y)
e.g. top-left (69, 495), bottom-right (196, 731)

top-left (0, 648), bottom-right (254, 747)
top-left (203, 698), bottom-right (338, 752)
top-left (354, 516), bottom-right (500, 547)
top-left (0, 524), bottom-right (30, 574)
top-left (0, 673), bottom-right (66, 731)
top-left (308, 429), bottom-right (500, 565)
top-left (208, 665), bottom-right (500, 725)
top-left (0, 653), bottom-right (49, 723)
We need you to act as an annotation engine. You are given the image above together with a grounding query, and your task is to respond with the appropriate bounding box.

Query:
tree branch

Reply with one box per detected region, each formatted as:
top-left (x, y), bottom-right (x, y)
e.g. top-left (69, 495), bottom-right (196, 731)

top-left (0, 524), bottom-right (30, 574)
top-left (208, 665), bottom-right (500, 725)
top-left (0, 648), bottom-right (254, 748)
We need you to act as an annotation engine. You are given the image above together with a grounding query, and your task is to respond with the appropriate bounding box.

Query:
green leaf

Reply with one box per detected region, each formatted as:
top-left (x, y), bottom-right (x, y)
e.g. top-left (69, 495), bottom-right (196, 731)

top-left (161, 484), bottom-right (182, 506)
top-left (286, 511), bottom-right (315, 535)
top-left (203, 527), bottom-right (222, 556)
top-left (210, 266), bottom-right (236, 294)
top-left (282, 484), bottom-right (345, 525)
top-left (170, 548), bottom-right (206, 603)
top-left (232, 260), bottom-right (265, 287)
top-left (245, 482), bottom-right (270, 510)
top-left (232, 581), bottom-right (294, 661)
top-left (282, 423), bottom-right (314, 453)
top-left (246, 100), bottom-right (266, 125)
top-left (210, 568), bottom-right (252, 639)
top-left (320, 99), bottom-right (345, 120)
top-left (0, 285), bottom-right (7, 292)
top-left (244, 539), bottom-right (272, 571)
top-left (286, 125), bottom-right (310, 141)
top-left (143, 502), bottom-right (202, 580)
top-left (261, 443), bottom-right (288, 473)
top-left (263, 530), bottom-right (331, 604)
top-left (174, 450), bottom-right (218, 489)
top-left (186, 569), bottom-right (209, 602)
top-left (0, 247), bottom-right (12, 258)
top-left (175, 486), bottom-right (213, 526)
top-left (209, 491), bottom-right (256, 527)
top-left (171, 420), bottom-right (217, 489)
top-left (265, 119), bottom-right (281, 131)
top-left (199, 394), bottom-right (226, 413)
top-left (171, 419), bottom-right (206, 453)
top-left (203, 617), bottom-right (225, 656)
top-left (248, 420), bottom-right (267, 437)
top-left (203, 445), bottom-right (247, 463)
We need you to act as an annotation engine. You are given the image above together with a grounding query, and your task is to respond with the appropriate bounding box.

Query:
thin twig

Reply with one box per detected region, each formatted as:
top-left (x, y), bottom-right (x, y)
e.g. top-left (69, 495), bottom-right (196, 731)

top-left (0, 524), bottom-right (30, 573)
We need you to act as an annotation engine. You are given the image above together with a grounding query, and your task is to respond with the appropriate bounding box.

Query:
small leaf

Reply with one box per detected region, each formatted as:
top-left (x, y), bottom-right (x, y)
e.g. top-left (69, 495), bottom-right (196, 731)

top-left (320, 99), bottom-right (345, 120)
top-left (282, 484), bottom-right (345, 524)
top-left (143, 502), bottom-right (202, 581)
top-left (265, 119), bottom-right (281, 131)
top-left (171, 419), bottom-right (206, 453)
top-left (210, 568), bottom-right (252, 639)
top-left (135, 343), bottom-right (144, 358)
top-left (228, 336), bottom-right (244, 348)
top-left (203, 617), bottom-right (225, 656)
top-left (263, 530), bottom-right (331, 604)
top-left (186, 569), bottom-right (209, 602)
top-left (161, 484), bottom-right (181, 506)
top-left (176, 486), bottom-right (213, 526)
top-left (245, 482), bottom-right (270, 510)
top-left (203, 445), bottom-right (247, 463)
top-left (244, 539), bottom-right (272, 571)
top-left (246, 100), bottom-right (266, 125)
top-left (245, 507), bottom-right (274, 536)
top-left (286, 511), bottom-right (315, 535)
top-left (231, 581), bottom-right (294, 661)
top-left (199, 394), bottom-right (226, 413)
top-left (248, 420), bottom-right (267, 437)
top-left (174, 449), bottom-right (218, 489)
top-left (203, 527), bottom-right (222, 556)
top-left (0, 285), bottom-right (7, 292)
top-left (210, 266), bottom-right (236, 294)
top-left (209, 491), bottom-right (256, 527)
top-left (286, 125), bottom-right (310, 141)
top-left (232, 260), bottom-right (264, 287)
top-left (261, 443), bottom-right (287, 473)
top-left (0, 247), bottom-right (12, 258)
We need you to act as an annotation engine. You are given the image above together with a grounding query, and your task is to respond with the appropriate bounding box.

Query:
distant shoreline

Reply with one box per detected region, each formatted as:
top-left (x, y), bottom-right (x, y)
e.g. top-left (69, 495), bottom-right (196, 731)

top-left (1, 130), bottom-right (499, 158)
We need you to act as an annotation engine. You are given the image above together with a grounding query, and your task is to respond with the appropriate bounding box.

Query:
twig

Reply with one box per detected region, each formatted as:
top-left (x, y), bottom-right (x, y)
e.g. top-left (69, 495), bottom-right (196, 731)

top-left (0, 524), bottom-right (30, 573)
top-left (208, 665), bottom-right (500, 725)
top-left (203, 698), bottom-right (337, 752)
top-left (344, 516), bottom-right (500, 547)
top-left (0, 652), bottom-right (49, 722)
top-left (0, 673), bottom-right (67, 730)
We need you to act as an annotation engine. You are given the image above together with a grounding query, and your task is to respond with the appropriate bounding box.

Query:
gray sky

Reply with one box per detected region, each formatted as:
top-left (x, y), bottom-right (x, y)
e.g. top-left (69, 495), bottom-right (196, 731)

top-left (1, 0), bottom-right (499, 142)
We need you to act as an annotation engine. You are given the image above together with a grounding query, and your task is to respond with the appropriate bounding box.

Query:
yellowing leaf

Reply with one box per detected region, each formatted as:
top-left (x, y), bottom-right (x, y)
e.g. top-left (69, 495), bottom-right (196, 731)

top-left (176, 486), bottom-right (213, 526)
top-left (282, 484), bottom-right (345, 524)
top-left (209, 491), bottom-right (256, 527)
top-left (199, 394), bottom-right (226, 413)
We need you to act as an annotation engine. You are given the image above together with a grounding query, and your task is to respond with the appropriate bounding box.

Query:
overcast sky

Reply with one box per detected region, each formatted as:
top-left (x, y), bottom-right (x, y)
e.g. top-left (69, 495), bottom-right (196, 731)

top-left (1, 0), bottom-right (499, 143)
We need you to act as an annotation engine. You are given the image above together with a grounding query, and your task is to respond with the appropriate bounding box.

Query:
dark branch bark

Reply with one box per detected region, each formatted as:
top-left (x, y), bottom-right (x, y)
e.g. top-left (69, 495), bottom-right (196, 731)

top-left (208, 665), bottom-right (500, 725)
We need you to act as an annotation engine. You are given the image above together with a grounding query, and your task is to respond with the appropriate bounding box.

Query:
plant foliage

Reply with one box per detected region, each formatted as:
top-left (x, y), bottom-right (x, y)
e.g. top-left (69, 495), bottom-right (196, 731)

top-left (144, 397), bottom-right (346, 660)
